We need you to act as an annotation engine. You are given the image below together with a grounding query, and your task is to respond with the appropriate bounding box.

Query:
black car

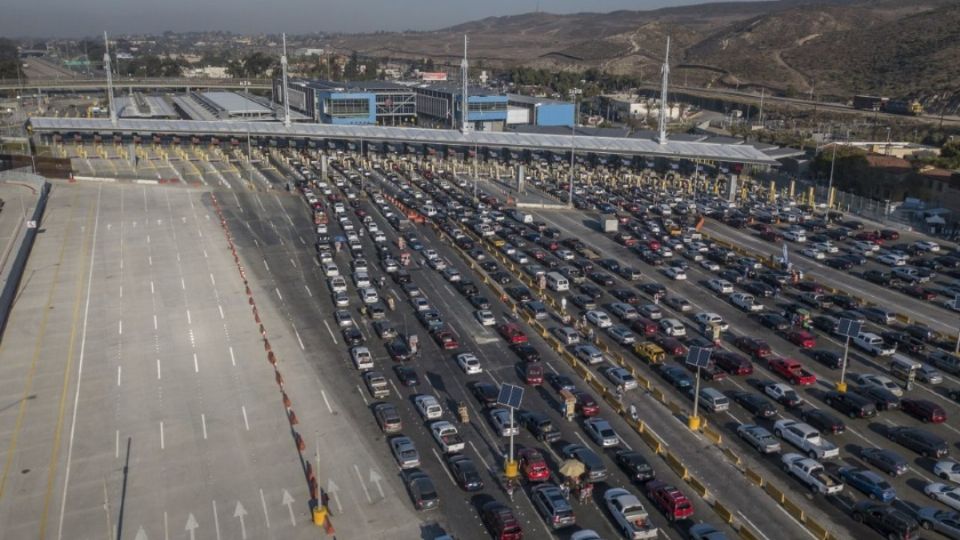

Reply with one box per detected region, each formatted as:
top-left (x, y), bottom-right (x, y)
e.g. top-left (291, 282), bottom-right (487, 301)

top-left (658, 365), bottom-right (693, 391)
top-left (851, 501), bottom-right (920, 539)
top-left (446, 454), bottom-right (484, 492)
top-left (507, 286), bottom-right (533, 302)
top-left (611, 289), bottom-right (640, 304)
top-left (800, 408), bottom-right (846, 435)
top-left (579, 284), bottom-right (604, 300)
top-left (731, 391), bottom-right (777, 418)
top-left (456, 280), bottom-right (479, 296)
top-left (490, 271), bottom-right (512, 284)
top-left (598, 258), bottom-right (621, 272)
top-left (468, 381), bottom-right (499, 408)
top-left (393, 365), bottom-right (420, 387)
top-left (855, 384), bottom-right (901, 411)
top-left (516, 410), bottom-right (562, 443)
top-left (811, 315), bottom-right (839, 334)
top-left (614, 450), bottom-right (656, 483)
top-left (480, 260), bottom-right (499, 273)
top-left (824, 390), bottom-right (878, 418)
top-left (759, 313), bottom-right (790, 332)
top-left (858, 447), bottom-right (908, 477)
top-left (468, 295), bottom-right (491, 309)
top-left (588, 272), bottom-right (615, 287)
top-left (810, 349), bottom-right (843, 369)
top-left (342, 326), bottom-right (365, 346)
top-left (571, 294), bottom-right (597, 310)
top-left (386, 338), bottom-right (414, 361)
top-left (828, 295), bottom-right (861, 310)
top-left (547, 373), bottom-right (577, 393)
top-left (638, 283), bottom-right (667, 297)
top-left (511, 343), bottom-right (542, 363)
top-left (824, 257), bottom-right (854, 270)
top-left (743, 281), bottom-right (776, 298)
top-left (885, 427), bottom-right (949, 458)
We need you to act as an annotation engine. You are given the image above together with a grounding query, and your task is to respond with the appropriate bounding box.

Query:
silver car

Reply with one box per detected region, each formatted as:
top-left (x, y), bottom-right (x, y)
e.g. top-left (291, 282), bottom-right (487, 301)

top-left (736, 424), bottom-right (781, 454)
top-left (584, 418), bottom-right (620, 448)
top-left (390, 436), bottom-right (420, 469)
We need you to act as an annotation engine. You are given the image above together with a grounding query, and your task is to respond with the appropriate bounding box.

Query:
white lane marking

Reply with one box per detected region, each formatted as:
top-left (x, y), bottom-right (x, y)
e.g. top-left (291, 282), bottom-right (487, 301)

top-left (259, 489), bottom-right (271, 530)
top-left (388, 379), bottom-right (401, 398)
top-left (153, 315), bottom-right (158, 330)
top-left (181, 278), bottom-right (186, 290)
top-left (323, 321), bottom-right (338, 344)
top-left (738, 511), bottom-right (774, 540)
top-left (241, 406), bottom-right (250, 431)
top-left (263, 259), bottom-right (270, 271)
top-left (845, 426), bottom-right (874, 445)
top-left (209, 273), bottom-right (216, 286)
top-left (356, 385), bottom-right (368, 405)
top-left (157, 359), bottom-right (161, 380)
top-left (433, 448), bottom-right (457, 485)
top-left (150, 281), bottom-right (154, 295)
top-left (56, 185), bottom-right (101, 540)
top-left (147, 234), bottom-right (151, 244)
top-left (119, 285), bottom-right (122, 298)
top-left (115, 430), bottom-right (120, 459)
top-left (305, 285), bottom-right (313, 297)
top-left (574, 432), bottom-right (591, 447)
top-left (275, 288), bottom-right (283, 301)
top-left (293, 326), bottom-right (305, 350)
top-left (186, 309), bottom-right (192, 325)
top-left (211, 500), bottom-right (221, 540)
top-left (218, 305), bottom-right (225, 319)
top-left (164, 511), bottom-right (168, 540)
top-left (469, 441), bottom-right (493, 472)
top-left (321, 390), bottom-right (333, 414)
top-left (774, 504), bottom-right (819, 540)
top-left (353, 464), bottom-right (372, 503)
top-left (643, 424), bottom-right (670, 447)
top-left (118, 320), bottom-right (122, 335)
top-left (160, 421), bottom-right (165, 450)
top-left (193, 353), bottom-right (199, 373)
top-left (117, 366), bottom-right (121, 386)
top-left (290, 258), bottom-right (297, 268)
top-left (202, 249), bottom-right (208, 259)
top-left (201, 414), bottom-right (208, 440)
top-left (229, 346), bottom-right (236, 367)
top-left (148, 255), bottom-right (152, 266)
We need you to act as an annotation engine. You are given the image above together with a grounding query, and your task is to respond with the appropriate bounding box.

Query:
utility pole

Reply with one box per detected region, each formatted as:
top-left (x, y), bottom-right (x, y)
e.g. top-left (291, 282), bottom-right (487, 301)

top-left (656, 36), bottom-right (671, 145)
top-left (281, 33), bottom-right (291, 127)
top-left (103, 32), bottom-right (117, 126)
top-left (568, 88), bottom-right (581, 209)
top-left (460, 35), bottom-right (470, 133)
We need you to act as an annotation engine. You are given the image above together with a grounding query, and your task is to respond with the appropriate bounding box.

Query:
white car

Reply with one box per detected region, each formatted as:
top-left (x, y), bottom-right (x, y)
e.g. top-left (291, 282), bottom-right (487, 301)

top-left (925, 483), bottom-right (960, 511)
top-left (605, 367), bottom-right (638, 390)
top-left (333, 291), bottom-right (350, 307)
top-left (373, 231), bottom-right (387, 243)
top-left (584, 418), bottom-right (620, 448)
top-left (877, 253), bottom-right (907, 266)
top-left (813, 242), bottom-right (838, 254)
top-left (663, 267), bottom-right (687, 281)
top-left (474, 309), bottom-right (496, 326)
top-left (607, 325), bottom-right (637, 345)
top-left (329, 276), bottom-right (348, 293)
top-left (700, 260), bottom-right (721, 272)
top-left (800, 248), bottom-right (825, 260)
top-left (557, 249), bottom-right (576, 261)
top-left (412, 297), bottom-right (431, 312)
top-left (694, 312), bottom-right (728, 332)
top-left (707, 279), bottom-right (734, 295)
top-left (414, 394), bottom-right (444, 420)
top-left (489, 408), bottom-right (519, 437)
top-left (353, 271), bottom-right (372, 288)
top-left (860, 374), bottom-right (903, 397)
top-left (456, 353), bottom-right (483, 374)
top-left (360, 287), bottom-right (379, 304)
top-left (424, 249), bottom-right (439, 261)
top-left (731, 292), bottom-right (763, 312)
top-left (914, 240), bottom-right (941, 252)
top-left (351, 346), bottom-right (374, 370)
top-left (316, 223), bottom-right (328, 234)
top-left (659, 318), bottom-right (686, 337)
top-left (586, 310), bottom-right (614, 329)
top-left (934, 460), bottom-right (960, 483)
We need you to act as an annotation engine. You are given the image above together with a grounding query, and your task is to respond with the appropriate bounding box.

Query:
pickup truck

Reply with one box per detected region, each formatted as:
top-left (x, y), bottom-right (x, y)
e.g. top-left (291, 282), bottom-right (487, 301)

top-left (774, 420), bottom-right (839, 460)
top-left (782, 453), bottom-right (843, 495)
top-left (767, 357), bottom-right (817, 386)
top-left (603, 488), bottom-right (658, 539)
top-left (430, 421), bottom-right (465, 453)
top-left (763, 382), bottom-right (803, 408)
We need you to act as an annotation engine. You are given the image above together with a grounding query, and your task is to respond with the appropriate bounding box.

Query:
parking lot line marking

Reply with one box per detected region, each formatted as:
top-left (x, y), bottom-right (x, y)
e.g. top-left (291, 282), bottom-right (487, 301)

top-left (241, 405), bottom-right (250, 431)
top-left (193, 353), bottom-right (199, 373)
top-left (201, 414), bottom-right (208, 440)
top-left (212, 500), bottom-right (222, 540)
top-left (738, 511), bottom-right (773, 540)
top-left (229, 346), bottom-right (236, 367)
top-left (160, 421), bottom-right (165, 450)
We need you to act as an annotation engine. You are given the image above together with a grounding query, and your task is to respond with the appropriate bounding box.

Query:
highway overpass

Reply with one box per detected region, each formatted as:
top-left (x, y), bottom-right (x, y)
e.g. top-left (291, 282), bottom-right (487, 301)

top-left (0, 78), bottom-right (272, 92)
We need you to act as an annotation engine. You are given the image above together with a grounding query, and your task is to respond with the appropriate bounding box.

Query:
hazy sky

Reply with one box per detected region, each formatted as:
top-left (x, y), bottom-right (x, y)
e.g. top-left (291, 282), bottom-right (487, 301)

top-left (4, 0), bottom-right (751, 38)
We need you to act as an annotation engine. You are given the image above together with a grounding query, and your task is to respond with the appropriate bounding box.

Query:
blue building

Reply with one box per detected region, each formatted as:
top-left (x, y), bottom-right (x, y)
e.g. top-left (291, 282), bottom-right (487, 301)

top-left (507, 94), bottom-right (575, 127)
top-left (276, 78), bottom-right (417, 125)
top-left (414, 83), bottom-right (508, 131)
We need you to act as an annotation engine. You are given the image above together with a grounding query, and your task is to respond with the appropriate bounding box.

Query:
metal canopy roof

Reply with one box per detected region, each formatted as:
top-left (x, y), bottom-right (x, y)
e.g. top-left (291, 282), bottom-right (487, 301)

top-left (28, 117), bottom-right (779, 165)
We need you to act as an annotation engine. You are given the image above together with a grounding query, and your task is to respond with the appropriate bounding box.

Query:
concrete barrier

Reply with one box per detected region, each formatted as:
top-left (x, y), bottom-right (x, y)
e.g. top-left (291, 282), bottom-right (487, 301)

top-left (688, 476), bottom-right (709, 498)
top-left (702, 426), bottom-right (723, 445)
top-left (764, 482), bottom-right (785, 504)
top-left (652, 388), bottom-right (667, 403)
top-left (588, 378), bottom-right (606, 395)
top-left (805, 519), bottom-right (830, 540)
top-left (712, 501), bottom-right (734, 524)
top-left (744, 467), bottom-right (763, 486)
top-left (665, 451), bottom-right (689, 480)
top-left (737, 525), bottom-right (762, 540)
top-left (603, 392), bottom-right (624, 414)
top-left (638, 428), bottom-right (663, 455)
top-left (783, 497), bottom-right (806, 523)
top-left (895, 313), bottom-right (911, 324)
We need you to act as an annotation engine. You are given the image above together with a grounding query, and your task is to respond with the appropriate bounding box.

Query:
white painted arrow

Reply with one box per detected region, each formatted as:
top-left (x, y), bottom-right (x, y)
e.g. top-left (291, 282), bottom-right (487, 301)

top-left (185, 514), bottom-right (198, 540)
top-left (326, 478), bottom-right (343, 512)
top-left (369, 469), bottom-right (385, 499)
top-left (233, 501), bottom-right (248, 540)
top-left (281, 490), bottom-right (296, 526)
top-left (134, 526), bottom-right (148, 540)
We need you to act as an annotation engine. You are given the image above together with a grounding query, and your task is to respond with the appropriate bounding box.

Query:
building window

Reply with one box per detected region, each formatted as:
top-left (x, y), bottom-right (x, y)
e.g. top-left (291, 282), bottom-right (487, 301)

top-left (468, 101), bottom-right (507, 114)
top-left (325, 98), bottom-right (370, 117)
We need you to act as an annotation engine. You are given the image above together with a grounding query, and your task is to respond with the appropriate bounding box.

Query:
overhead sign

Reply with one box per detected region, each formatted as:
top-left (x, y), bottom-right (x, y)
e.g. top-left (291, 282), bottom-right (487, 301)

top-left (837, 319), bottom-right (863, 339)
top-left (685, 346), bottom-right (712, 369)
top-left (420, 72), bottom-right (448, 81)
top-left (497, 383), bottom-right (524, 409)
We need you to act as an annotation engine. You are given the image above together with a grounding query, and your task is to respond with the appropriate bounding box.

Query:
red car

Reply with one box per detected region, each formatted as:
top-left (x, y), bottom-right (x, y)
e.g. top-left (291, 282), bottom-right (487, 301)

top-left (651, 334), bottom-right (687, 357)
top-left (497, 323), bottom-right (528, 345)
top-left (646, 480), bottom-right (694, 521)
top-left (481, 501), bottom-right (524, 540)
top-left (901, 286), bottom-right (936, 301)
top-left (786, 329), bottom-right (817, 349)
top-left (630, 317), bottom-right (659, 336)
top-left (518, 448), bottom-right (551, 482)
top-left (734, 336), bottom-right (772, 359)
top-left (431, 328), bottom-right (460, 350)
top-left (574, 391), bottom-right (600, 417)
top-left (900, 398), bottom-right (946, 423)
top-left (712, 350), bottom-right (754, 375)
top-left (521, 362), bottom-right (543, 385)
top-left (767, 357), bottom-right (817, 386)
top-left (880, 229), bottom-right (900, 240)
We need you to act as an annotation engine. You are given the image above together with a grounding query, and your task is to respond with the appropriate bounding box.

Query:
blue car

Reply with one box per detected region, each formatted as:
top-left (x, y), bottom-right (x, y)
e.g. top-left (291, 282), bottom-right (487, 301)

top-left (839, 467), bottom-right (896, 502)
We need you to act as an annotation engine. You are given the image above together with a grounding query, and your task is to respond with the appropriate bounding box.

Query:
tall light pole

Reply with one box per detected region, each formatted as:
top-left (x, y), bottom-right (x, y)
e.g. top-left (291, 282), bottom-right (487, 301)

top-left (836, 319), bottom-right (862, 393)
top-left (686, 347), bottom-right (711, 431)
top-left (826, 135), bottom-right (838, 208)
top-left (568, 88), bottom-right (581, 209)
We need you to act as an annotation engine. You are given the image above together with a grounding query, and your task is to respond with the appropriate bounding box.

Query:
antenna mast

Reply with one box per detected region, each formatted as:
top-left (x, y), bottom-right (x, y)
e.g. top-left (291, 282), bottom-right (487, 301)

top-left (104, 31), bottom-right (117, 126)
top-left (281, 33), bottom-right (291, 127)
top-left (656, 36), bottom-right (670, 144)
top-left (460, 35), bottom-right (470, 133)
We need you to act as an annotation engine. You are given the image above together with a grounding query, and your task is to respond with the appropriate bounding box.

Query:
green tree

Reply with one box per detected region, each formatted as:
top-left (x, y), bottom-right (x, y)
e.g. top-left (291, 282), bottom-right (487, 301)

top-left (0, 39), bottom-right (19, 80)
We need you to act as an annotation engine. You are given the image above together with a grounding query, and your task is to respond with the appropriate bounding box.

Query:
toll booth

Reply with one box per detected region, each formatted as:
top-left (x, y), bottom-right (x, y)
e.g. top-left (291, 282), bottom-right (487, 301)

top-left (559, 389), bottom-right (576, 421)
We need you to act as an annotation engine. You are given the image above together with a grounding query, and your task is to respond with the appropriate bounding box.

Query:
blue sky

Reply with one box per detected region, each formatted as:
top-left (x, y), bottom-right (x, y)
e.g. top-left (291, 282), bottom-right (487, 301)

top-left (4, 0), bottom-right (756, 38)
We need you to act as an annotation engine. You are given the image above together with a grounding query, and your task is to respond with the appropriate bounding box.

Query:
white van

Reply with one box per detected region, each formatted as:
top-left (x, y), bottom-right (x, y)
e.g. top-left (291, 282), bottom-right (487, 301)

top-left (783, 229), bottom-right (807, 243)
top-left (854, 332), bottom-right (896, 356)
top-left (546, 272), bottom-right (570, 292)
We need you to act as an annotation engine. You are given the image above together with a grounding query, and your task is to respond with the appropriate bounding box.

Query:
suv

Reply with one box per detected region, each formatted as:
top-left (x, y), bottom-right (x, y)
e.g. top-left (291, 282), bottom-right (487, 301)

top-left (851, 501), bottom-right (919, 540)
top-left (823, 390), bottom-right (878, 418)
top-left (480, 501), bottom-right (523, 540)
top-left (531, 484), bottom-right (576, 529)
top-left (886, 426), bottom-right (949, 458)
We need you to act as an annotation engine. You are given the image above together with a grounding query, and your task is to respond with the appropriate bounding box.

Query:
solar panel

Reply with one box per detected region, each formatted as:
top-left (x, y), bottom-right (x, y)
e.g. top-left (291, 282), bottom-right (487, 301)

top-left (685, 346), bottom-right (712, 369)
top-left (837, 319), bottom-right (863, 338)
top-left (496, 383), bottom-right (524, 409)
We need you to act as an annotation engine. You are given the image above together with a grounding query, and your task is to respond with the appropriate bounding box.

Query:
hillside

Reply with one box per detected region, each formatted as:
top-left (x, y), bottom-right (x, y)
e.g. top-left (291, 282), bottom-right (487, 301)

top-left (321, 0), bottom-right (959, 104)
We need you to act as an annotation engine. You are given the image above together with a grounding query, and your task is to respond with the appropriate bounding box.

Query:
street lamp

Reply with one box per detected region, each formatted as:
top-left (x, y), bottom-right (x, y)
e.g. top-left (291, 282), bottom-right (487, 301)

top-left (568, 88), bottom-right (582, 209)
top-left (836, 318), bottom-right (862, 393)
top-left (686, 346), bottom-right (712, 430)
